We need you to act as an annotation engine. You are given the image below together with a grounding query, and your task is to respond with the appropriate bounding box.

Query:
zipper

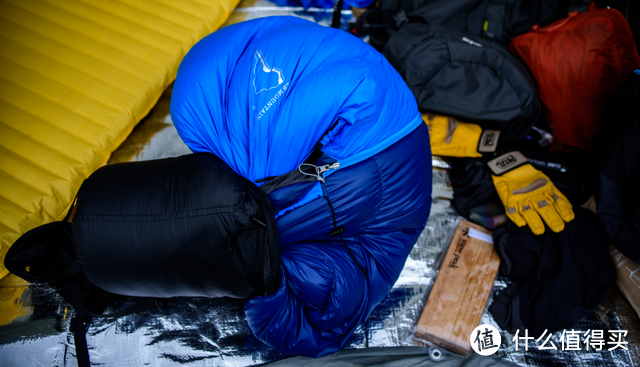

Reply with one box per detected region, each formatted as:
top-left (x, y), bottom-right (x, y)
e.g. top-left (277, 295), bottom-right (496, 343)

top-left (298, 162), bottom-right (341, 182)
top-left (320, 113), bottom-right (423, 179)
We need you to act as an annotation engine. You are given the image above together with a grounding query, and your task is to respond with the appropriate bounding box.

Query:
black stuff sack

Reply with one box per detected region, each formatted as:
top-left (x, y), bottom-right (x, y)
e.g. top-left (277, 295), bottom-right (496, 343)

top-left (5, 153), bottom-right (281, 366)
top-left (71, 153), bottom-right (281, 299)
top-left (383, 23), bottom-right (540, 141)
top-left (6, 152), bottom-right (281, 302)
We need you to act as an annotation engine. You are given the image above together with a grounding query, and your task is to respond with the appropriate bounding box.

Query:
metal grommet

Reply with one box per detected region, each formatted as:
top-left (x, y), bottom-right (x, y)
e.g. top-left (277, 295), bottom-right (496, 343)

top-left (429, 346), bottom-right (446, 361)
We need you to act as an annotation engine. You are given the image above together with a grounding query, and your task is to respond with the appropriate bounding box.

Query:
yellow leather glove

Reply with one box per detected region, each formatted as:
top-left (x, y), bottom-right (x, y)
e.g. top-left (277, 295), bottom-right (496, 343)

top-left (424, 113), bottom-right (500, 157)
top-left (488, 151), bottom-right (575, 235)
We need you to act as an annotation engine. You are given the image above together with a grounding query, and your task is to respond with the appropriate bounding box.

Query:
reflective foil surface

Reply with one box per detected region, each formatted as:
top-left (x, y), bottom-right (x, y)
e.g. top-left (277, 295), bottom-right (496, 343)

top-left (1, 2), bottom-right (638, 366)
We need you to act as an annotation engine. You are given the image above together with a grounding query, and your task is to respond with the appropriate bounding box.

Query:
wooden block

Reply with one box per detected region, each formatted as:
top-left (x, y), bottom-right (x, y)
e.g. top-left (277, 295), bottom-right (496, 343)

top-left (414, 219), bottom-right (500, 357)
top-left (610, 244), bottom-right (640, 320)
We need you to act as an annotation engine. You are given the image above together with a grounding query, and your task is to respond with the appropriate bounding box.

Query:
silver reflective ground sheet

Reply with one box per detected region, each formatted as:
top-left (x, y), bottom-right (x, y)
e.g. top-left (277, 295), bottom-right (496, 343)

top-left (0, 2), bottom-right (638, 366)
top-left (1, 166), bottom-right (636, 366)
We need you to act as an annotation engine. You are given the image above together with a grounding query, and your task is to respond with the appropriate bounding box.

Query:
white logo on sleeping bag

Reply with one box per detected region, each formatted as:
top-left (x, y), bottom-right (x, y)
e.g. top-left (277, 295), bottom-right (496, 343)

top-left (253, 50), bottom-right (285, 94)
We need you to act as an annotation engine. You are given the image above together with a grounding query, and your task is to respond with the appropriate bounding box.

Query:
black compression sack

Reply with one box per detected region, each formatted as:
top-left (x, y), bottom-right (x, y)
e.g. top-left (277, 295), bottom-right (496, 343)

top-left (5, 153), bottom-right (281, 367)
top-left (72, 153), bottom-right (281, 299)
top-left (7, 153), bottom-right (281, 300)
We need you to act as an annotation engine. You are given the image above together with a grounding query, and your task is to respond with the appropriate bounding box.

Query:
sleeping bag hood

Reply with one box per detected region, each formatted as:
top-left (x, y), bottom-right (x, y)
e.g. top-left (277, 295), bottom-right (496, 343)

top-left (170, 16), bottom-right (432, 357)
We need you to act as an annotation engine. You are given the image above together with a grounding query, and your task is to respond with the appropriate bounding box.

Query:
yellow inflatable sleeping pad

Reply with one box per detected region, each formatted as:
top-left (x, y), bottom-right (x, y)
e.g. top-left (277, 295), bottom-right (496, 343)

top-left (0, 0), bottom-right (240, 279)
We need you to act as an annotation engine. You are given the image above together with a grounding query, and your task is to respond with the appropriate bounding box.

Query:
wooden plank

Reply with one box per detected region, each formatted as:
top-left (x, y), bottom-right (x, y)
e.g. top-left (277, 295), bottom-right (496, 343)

top-left (414, 219), bottom-right (500, 357)
top-left (610, 244), bottom-right (640, 319)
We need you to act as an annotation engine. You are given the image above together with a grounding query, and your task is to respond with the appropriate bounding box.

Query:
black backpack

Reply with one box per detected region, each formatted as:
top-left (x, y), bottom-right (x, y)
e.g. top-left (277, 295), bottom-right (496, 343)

top-left (350, 0), bottom-right (571, 49)
top-left (383, 22), bottom-right (541, 141)
top-left (5, 153), bottom-right (281, 367)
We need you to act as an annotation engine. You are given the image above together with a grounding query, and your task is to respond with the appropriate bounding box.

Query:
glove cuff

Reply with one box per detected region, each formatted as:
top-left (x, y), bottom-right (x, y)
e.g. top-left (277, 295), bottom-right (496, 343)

top-left (478, 129), bottom-right (501, 154)
top-left (487, 151), bottom-right (529, 176)
top-left (425, 113), bottom-right (501, 157)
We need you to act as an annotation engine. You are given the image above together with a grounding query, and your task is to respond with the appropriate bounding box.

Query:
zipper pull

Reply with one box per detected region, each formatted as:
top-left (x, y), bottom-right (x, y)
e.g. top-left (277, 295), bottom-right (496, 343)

top-left (252, 217), bottom-right (266, 227)
top-left (316, 162), bottom-right (340, 176)
top-left (298, 162), bottom-right (340, 183)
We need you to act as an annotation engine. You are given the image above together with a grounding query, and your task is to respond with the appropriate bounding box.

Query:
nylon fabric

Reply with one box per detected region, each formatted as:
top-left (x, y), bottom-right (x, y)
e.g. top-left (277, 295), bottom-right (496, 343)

top-left (171, 17), bottom-right (423, 184)
top-left (72, 154), bottom-right (281, 299)
top-left (246, 124), bottom-right (432, 357)
top-left (170, 17), bottom-right (431, 357)
top-left (510, 3), bottom-right (640, 149)
top-left (383, 23), bottom-right (540, 141)
top-left (0, 0), bottom-right (240, 279)
top-left (356, 0), bottom-right (569, 53)
top-left (255, 346), bottom-right (520, 367)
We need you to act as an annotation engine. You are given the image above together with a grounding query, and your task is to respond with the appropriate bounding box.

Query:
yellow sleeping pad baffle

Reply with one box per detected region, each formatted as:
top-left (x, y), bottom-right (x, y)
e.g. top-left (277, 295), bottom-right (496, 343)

top-left (0, 0), bottom-right (240, 279)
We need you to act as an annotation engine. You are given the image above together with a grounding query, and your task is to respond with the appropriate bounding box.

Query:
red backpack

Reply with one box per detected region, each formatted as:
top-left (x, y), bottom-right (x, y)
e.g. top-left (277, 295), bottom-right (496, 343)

top-left (510, 3), bottom-right (640, 150)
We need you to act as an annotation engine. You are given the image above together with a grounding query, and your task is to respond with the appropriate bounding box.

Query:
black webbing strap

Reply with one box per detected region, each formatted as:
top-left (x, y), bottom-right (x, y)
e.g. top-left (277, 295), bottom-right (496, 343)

top-left (257, 169), bottom-right (319, 195)
top-left (61, 279), bottom-right (90, 367)
top-left (331, 0), bottom-right (344, 28)
top-left (54, 194), bottom-right (163, 366)
top-left (62, 276), bottom-right (165, 367)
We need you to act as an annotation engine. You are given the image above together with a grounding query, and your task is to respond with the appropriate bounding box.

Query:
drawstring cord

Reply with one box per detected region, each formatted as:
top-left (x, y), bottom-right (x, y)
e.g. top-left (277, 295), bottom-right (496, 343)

top-left (227, 200), bottom-right (267, 253)
top-left (322, 195), bottom-right (368, 278)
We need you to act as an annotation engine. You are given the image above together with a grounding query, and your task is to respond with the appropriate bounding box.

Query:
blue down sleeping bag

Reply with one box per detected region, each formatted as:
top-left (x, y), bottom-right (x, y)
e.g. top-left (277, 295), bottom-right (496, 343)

top-left (170, 16), bottom-right (432, 357)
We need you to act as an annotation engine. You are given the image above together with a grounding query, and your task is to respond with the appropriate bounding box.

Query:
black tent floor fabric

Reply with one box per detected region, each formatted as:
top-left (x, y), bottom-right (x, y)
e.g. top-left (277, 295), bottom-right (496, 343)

top-left (0, 2), bottom-right (639, 366)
